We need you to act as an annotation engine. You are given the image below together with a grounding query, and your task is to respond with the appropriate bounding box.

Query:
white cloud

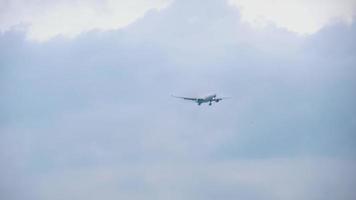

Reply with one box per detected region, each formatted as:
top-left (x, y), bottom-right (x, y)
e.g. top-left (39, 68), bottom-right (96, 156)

top-left (0, 0), bottom-right (171, 41)
top-left (228, 0), bottom-right (356, 34)
top-left (1, 0), bottom-right (355, 41)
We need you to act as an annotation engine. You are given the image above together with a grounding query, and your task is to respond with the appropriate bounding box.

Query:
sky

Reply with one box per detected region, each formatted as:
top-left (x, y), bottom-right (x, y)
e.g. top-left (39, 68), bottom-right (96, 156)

top-left (1, 0), bottom-right (356, 200)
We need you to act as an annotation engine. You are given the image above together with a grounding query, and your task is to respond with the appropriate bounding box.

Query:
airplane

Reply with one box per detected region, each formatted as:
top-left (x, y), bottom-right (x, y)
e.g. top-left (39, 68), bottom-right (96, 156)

top-left (172, 94), bottom-right (230, 106)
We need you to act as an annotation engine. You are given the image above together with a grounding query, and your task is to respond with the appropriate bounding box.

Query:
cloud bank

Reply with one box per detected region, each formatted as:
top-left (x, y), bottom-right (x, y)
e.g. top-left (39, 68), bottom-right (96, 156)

top-left (0, 0), bottom-right (171, 41)
top-left (229, 0), bottom-right (356, 34)
top-left (1, 0), bottom-right (356, 41)
top-left (1, 0), bottom-right (356, 200)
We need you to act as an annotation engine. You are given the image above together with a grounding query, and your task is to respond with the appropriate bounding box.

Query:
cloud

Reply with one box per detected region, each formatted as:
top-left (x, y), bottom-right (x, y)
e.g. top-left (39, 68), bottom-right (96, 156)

top-left (228, 0), bottom-right (356, 34)
top-left (1, 0), bottom-right (356, 41)
top-left (1, 0), bottom-right (356, 199)
top-left (0, 0), bottom-right (171, 41)
top-left (1, 0), bottom-right (355, 162)
top-left (34, 158), bottom-right (356, 200)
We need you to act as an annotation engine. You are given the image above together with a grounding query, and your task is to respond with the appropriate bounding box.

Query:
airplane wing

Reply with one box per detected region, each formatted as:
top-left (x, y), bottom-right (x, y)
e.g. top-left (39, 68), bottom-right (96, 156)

top-left (215, 97), bottom-right (231, 101)
top-left (171, 95), bottom-right (198, 101)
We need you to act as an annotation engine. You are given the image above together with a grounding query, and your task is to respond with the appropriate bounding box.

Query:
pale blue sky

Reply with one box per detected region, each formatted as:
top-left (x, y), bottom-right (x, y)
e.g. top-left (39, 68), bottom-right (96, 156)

top-left (1, 0), bottom-right (356, 200)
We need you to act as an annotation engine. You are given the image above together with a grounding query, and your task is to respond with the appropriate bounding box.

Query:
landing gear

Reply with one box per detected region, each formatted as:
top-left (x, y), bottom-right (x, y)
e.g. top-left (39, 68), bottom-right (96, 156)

top-left (209, 101), bottom-right (212, 106)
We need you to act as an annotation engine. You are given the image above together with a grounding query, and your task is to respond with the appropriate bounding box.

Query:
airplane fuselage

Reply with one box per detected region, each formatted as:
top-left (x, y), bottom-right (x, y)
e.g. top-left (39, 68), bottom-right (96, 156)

top-left (196, 94), bottom-right (219, 105)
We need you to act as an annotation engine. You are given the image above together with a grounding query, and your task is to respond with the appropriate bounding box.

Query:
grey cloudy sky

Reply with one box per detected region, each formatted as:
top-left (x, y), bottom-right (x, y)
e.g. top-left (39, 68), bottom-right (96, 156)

top-left (1, 0), bottom-right (356, 200)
